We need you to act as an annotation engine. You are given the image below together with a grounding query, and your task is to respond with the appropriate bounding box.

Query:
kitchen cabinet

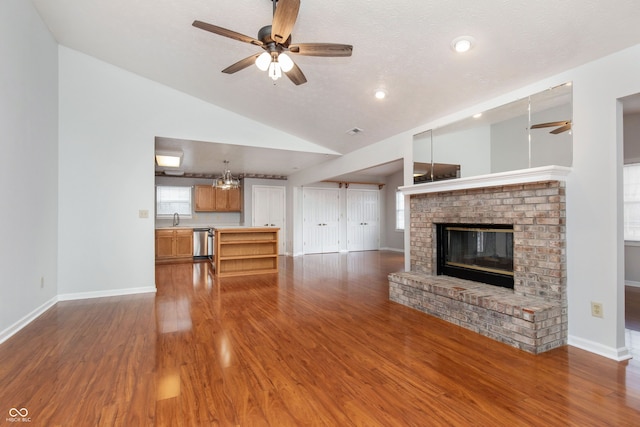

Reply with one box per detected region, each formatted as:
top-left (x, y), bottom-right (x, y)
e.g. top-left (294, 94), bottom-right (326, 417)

top-left (215, 187), bottom-right (242, 211)
top-left (194, 186), bottom-right (215, 211)
top-left (194, 185), bottom-right (241, 212)
top-left (156, 229), bottom-right (193, 262)
top-left (214, 227), bottom-right (279, 277)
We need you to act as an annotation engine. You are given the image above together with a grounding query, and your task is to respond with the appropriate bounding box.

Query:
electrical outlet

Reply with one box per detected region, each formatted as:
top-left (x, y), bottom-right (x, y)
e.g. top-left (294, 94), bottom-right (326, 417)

top-left (591, 301), bottom-right (603, 318)
top-left (139, 209), bottom-right (149, 219)
top-left (40, 276), bottom-right (44, 288)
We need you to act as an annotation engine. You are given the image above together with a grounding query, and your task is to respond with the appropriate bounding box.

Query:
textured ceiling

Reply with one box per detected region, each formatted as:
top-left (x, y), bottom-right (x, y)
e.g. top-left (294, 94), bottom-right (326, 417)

top-left (32, 0), bottom-right (640, 175)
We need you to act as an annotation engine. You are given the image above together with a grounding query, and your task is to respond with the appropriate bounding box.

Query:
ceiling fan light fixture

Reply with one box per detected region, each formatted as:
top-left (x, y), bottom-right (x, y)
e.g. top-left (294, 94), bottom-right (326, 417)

top-left (451, 36), bottom-right (475, 53)
top-left (268, 60), bottom-right (282, 80)
top-left (278, 53), bottom-right (294, 72)
top-left (255, 51), bottom-right (271, 71)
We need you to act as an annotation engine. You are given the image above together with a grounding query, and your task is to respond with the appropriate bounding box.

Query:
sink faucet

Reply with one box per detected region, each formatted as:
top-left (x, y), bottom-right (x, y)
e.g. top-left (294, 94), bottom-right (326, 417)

top-left (173, 212), bottom-right (180, 227)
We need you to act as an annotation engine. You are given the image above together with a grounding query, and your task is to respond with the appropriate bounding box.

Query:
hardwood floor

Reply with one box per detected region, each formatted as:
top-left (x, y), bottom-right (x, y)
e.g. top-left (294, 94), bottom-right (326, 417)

top-left (2, 252), bottom-right (640, 426)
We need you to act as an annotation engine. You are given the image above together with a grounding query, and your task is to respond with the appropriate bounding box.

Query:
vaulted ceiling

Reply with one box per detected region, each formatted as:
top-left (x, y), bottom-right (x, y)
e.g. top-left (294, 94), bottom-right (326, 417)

top-left (32, 0), bottom-right (640, 176)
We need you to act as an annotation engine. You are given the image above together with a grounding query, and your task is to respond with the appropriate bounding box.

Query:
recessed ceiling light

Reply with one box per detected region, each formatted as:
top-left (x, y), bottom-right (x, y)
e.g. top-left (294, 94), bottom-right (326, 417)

top-left (451, 36), bottom-right (475, 53)
top-left (375, 89), bottom-right (387, 100)
top-left (473, 113), bottom-right (482, 119)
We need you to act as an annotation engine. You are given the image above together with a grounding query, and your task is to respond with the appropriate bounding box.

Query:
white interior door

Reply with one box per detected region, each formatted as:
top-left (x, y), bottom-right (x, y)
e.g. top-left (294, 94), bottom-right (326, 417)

top-left (347, 189), bottom-right (380, 252)
top-left (252, 186), bottom-right (286, 254)
top-left (347, 190), bottom-right (365, 251)
top-left (362, 190), bottom-right (380, 250)
top-left (303, 188), bottom-right (340, 254)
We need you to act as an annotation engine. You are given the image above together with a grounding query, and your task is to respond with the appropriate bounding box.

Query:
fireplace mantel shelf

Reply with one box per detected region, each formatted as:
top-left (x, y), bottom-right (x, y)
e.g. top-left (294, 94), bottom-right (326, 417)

top-left (399, 165), bottom-right (571, 196)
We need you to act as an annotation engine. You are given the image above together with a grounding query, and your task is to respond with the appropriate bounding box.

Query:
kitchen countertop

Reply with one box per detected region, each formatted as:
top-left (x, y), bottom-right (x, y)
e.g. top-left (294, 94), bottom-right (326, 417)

top-left (155, 225), bottom-right (268, 230)
top-left (155, 225), bottom-right (210, 230)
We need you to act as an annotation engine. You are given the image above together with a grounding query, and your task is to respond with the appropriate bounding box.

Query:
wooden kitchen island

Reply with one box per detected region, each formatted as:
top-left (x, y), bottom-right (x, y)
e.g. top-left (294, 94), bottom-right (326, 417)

top-left (214, 227), bottom-right (279, 277)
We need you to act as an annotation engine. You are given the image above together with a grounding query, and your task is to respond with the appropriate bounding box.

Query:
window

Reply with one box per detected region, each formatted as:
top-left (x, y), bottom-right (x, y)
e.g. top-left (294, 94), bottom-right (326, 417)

top-left (396, 191), bottom-right (405, 230)
top-left (624, 163), bottom-right (640, 241)
top-left (156, 186), bottom-right (192, 218)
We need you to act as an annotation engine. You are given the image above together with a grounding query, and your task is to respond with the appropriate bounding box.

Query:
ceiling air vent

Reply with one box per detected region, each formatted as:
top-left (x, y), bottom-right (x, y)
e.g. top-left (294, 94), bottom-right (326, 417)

top-left (346, 127), bottom-right (364, 136)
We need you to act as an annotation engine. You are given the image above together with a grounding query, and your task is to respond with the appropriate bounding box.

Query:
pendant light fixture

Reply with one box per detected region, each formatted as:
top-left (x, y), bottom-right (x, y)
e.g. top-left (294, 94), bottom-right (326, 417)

top-left (213, 160), bottom-right (241, 190)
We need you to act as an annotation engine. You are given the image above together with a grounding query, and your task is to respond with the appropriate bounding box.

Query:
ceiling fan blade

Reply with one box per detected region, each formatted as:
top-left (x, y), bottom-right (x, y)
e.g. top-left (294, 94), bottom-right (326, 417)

top-left (285, 62), bottom-right (307, 85)
top-left (288, 43), bottom-right (353, 57)
top-left (530, 120), bottom-right (570, 129)
top-left (222, 53), bottom-right (262, 74)
top-left (271, 0), bottom-right (300, 44)
top-left (193, 20), bottom-right (263, 47)
top-left (550, 123), bottom-right (572, 134)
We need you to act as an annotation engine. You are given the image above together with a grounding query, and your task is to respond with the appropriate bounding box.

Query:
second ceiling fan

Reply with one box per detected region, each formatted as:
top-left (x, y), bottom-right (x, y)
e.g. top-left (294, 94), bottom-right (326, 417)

top-left (193, 0), bottom-right (353, 85)
top-left (530, 120), bottom-right (572, 134)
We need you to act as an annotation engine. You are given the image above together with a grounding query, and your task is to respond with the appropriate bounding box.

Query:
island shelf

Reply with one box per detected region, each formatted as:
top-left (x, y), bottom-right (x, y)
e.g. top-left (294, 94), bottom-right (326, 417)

top-left (214, 227), bottom-right (279, 277)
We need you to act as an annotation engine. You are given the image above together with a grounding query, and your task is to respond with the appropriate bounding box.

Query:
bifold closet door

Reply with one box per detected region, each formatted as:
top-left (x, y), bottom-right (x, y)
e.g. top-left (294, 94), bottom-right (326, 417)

top-left (347, 189), bottom-right (380, 252)
top-left (303, 188), bottom-right (340, 254)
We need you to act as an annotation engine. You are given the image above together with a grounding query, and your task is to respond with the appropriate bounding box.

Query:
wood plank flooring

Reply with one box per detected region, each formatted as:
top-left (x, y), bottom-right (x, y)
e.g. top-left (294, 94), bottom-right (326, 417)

top-left (1, 251), bottom-right (640, 426)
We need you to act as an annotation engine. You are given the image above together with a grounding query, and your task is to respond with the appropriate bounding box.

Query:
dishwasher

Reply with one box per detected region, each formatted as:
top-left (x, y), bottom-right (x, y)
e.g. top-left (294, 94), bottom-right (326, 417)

top-left (193, 227), bottom-right (213, 261)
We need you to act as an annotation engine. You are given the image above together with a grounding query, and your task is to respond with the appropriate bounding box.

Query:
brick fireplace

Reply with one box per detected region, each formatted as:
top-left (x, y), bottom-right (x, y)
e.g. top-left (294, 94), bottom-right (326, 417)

top-left (389, 167), bottom-right (569, 354)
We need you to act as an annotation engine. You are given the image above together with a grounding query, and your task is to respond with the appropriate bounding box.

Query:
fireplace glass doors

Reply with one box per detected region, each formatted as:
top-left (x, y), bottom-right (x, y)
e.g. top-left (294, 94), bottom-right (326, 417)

top-left (437, 224), bottom-right (514, 289)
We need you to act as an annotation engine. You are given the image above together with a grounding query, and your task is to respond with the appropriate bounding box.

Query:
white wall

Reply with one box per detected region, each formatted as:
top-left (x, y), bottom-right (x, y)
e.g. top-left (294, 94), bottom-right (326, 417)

top-left (58, 47), bottom-right (334, 297)
top-left (565, 46), bottom-right (640, 360)
top-left (0, 0), bottom-right (59, 339)
top-left (383, 169), bottom-right (405, 251)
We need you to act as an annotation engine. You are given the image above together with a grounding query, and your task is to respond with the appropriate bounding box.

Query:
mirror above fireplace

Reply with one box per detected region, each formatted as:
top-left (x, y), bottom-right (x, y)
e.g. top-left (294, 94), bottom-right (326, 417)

top-left (413, 82), bottom-right (573, 182)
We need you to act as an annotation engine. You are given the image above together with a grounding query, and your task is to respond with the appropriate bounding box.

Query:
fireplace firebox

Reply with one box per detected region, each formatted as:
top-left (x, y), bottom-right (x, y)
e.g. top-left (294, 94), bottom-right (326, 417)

top-left (436, 224), bottom-right (514, 289)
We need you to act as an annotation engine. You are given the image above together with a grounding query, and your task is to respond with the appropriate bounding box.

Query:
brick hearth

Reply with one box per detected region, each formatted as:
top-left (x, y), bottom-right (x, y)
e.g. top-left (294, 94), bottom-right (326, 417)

top-left (389, 178), bottom-right (567, 354)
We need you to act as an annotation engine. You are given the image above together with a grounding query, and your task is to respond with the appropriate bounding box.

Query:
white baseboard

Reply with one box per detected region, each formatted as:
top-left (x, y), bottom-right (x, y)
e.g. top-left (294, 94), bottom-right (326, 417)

top-left (568, 335), bottom-right (632, 361)
top-left (625, 280), bottom-right (640, 288)
top-left (58, 286), bottom-right (156, 301)
top-left (0, 286), bottom-right (157, 345)
top-left (380, 247), bottom-right (405, 253)
top-left (0, 296), bottom-right (58, 345)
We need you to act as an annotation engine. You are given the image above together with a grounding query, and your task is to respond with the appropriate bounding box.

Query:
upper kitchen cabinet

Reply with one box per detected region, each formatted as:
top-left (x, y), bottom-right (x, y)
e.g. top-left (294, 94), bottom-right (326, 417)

top-left (195, 185), bottom-right (215, 211)
top-left (194, 185), bottom-right (241, 212)
top-left (215, 187), bottom-right (241, 211)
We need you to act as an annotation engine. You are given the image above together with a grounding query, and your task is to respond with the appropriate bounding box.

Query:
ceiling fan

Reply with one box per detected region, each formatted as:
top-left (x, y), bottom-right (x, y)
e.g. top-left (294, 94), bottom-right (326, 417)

top-left (530, 120), bottom-right (572, 134)
top-left (192, 0), bottom-right (353, 85)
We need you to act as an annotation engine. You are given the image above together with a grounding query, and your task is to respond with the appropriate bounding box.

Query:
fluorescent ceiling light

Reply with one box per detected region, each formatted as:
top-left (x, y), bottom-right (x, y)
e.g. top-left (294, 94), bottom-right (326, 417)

top-left (156, 150), bottom-right (183, 167)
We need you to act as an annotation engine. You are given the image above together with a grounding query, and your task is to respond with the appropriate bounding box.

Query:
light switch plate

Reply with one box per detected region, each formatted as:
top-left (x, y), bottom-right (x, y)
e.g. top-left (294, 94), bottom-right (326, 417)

top-left (139, 209), bottom-right (149, 219)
